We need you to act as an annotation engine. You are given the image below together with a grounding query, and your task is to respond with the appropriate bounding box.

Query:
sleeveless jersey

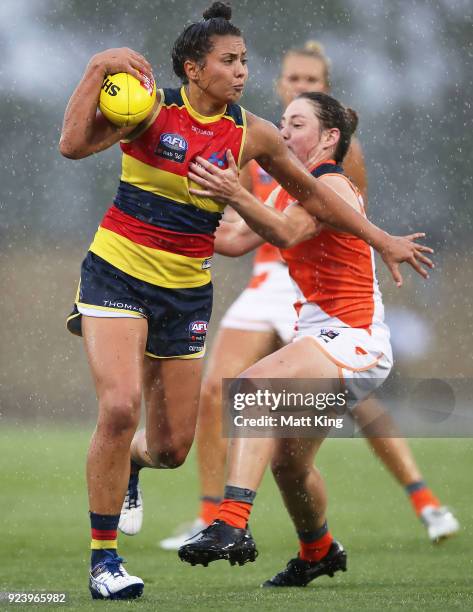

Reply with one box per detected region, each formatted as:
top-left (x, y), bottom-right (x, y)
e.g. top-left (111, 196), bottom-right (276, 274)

top-left (246, 160), bottom-right (283, 266)
top-left (89, 86), bottom-right (246, 288)
top-left (275, 160), bottom-right (385, 330)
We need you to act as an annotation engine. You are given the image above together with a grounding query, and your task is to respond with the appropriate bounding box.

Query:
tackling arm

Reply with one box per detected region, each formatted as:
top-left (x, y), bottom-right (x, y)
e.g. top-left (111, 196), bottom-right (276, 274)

top-left (243, 115), bottom-right (433, 286)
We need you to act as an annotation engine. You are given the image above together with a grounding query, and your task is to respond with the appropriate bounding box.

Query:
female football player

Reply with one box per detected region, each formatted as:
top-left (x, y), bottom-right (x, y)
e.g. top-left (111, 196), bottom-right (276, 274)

top-left (158, 40), bottom-right (454, 552)
top-left (59, 1), bottom-right (430, 599)
top-left (178, 90), bottom-right (433, 585)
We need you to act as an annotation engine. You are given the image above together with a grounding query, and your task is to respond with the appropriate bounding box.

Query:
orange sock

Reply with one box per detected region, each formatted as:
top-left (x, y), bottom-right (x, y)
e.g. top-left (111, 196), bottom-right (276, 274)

top-left (299, 531), bottom-right (333, 562)
top-left (199, 498), bottom-right (221, 525)
top-left (409, 487), bottom-right (440, 516)
top-left (217, 499), bottom-right (252, 529)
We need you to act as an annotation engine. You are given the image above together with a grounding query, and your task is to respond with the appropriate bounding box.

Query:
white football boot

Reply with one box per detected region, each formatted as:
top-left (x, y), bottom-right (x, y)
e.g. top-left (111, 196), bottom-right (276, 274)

top-left (118, 474), bottom-right (143, 536)
top-left (420, 505), bottom-right (460, 543)
top-left (89, 553), bottom-right (144, 600)
top-left (159, 518), bottom-right (208, 551)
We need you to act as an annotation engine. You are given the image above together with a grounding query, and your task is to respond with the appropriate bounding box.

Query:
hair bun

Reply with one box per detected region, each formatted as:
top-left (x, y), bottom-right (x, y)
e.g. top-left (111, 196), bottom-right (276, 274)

top-left (304, 40), bottom-right (325, 55)
top-left (203, 1), bottom-right (232, 20)
top-left (345, 107), bottom-right (359, 135)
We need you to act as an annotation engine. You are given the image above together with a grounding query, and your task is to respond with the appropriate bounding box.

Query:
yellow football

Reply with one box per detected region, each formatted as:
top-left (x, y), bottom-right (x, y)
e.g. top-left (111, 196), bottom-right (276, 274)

top-left (99, 72), bottom-right (156, 127)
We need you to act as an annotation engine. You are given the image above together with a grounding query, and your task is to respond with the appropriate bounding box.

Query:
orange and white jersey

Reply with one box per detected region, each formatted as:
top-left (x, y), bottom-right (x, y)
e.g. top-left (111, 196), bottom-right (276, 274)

top-left (275, 160), bottom-right (387, 335)
top-left (247, 160), bottom-right (284, 266)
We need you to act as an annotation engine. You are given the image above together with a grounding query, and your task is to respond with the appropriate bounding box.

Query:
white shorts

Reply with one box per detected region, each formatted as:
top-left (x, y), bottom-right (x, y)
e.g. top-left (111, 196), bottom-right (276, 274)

top-left (294, 302), bottom-right (393, 405)
top-left (220, 262), bottom-right (298, 344)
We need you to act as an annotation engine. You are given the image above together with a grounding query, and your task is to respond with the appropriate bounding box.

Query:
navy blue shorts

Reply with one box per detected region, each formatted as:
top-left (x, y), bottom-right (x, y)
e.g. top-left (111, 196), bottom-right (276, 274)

top-left (67, 252), bottom-right (212, 359)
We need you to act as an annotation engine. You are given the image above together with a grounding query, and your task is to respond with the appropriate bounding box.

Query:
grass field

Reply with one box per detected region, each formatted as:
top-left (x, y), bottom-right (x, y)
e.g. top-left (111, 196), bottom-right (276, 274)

top-left (1, 428), bottom-right (472, 611)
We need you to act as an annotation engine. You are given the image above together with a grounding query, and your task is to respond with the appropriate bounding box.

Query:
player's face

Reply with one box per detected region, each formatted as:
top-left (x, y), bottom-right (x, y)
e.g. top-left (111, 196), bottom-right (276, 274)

top-left (280, 98), bottom-right (338, 165)
top-left (277, 55), bottom-right (328, 107)
top-left (194, 35), bottom-right (248, 103)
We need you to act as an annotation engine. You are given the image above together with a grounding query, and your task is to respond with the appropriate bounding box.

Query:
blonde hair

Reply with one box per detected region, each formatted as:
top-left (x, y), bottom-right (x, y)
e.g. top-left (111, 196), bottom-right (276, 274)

top-left (282, 40), bottom-right (332, 89)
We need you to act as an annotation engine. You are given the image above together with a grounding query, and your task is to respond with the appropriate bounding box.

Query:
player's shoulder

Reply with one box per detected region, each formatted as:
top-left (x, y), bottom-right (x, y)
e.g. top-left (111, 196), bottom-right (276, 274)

top-left (318, 173), bottom-right (362, 211)
top-left (245, 111), bottom-right (278, 136)
top-left (318, 172), bottom-right (352, 191)
top-left (243, 111), bottom-right (283, 162)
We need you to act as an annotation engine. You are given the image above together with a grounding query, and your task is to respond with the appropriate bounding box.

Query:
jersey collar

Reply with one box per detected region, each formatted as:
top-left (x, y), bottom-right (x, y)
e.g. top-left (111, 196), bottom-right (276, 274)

top-left (181, 86), bottom-right (227, 124)
top-left (307, 158), bottom-right (337, 173)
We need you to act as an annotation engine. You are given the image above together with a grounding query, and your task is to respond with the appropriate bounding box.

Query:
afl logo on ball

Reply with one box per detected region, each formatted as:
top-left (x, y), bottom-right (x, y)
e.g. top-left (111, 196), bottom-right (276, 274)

top-left (156, 132), bottom-right (188, 163)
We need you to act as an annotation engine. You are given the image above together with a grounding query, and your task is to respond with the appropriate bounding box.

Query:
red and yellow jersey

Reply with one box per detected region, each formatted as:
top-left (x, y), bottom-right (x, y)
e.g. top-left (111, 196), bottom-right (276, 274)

top-left (245, 160), bottom-right (283, 267)
top-left (89, 86), bottom-right (247, 288)
top-left (275, 160), bottom-right (385, 330)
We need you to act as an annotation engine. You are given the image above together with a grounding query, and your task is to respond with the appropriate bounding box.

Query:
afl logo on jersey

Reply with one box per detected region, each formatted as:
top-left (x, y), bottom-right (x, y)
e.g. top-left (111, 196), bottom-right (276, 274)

top-left (156, 132), bottom-right (188, 163)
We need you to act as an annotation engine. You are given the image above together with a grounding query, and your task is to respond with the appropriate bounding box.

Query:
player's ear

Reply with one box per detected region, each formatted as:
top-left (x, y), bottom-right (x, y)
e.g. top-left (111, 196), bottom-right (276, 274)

top-left (184, 59), bottom-right (200, 84)
top-left (324, 127), bottom-right (340, 150)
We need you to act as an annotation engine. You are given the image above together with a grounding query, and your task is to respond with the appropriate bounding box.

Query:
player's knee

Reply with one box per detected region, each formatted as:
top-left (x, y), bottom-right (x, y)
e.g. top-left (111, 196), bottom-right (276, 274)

top-left (271, 455), bottom-right (305, 481)
top-left (98, 391), bottom-right (141, 438)
top-left (200, 376), bottom-right (222, 407)
top-left (147, 442), bottom-right (191, 469)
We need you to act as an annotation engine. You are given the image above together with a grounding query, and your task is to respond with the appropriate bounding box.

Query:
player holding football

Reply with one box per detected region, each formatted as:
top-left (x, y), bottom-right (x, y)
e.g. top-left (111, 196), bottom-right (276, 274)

top-left (60, 2), bottom-right (432, 599)
top-left (152, 41), bottom-right (457, 551)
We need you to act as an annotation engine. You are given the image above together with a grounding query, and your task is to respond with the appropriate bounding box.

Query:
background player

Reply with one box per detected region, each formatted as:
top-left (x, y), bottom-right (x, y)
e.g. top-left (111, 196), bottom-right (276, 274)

top-left (153, 41), bottom-right (458, 551)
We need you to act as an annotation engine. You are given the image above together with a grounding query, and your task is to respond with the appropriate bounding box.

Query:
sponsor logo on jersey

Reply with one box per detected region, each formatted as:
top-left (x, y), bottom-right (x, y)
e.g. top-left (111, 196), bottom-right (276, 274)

top-left (208, 151), bottom-right (227, 168)
top-left (191, 125), bottom-right (214, 136)
top-left (156, 132), bottom-right (188, 163)
top-left (202, 257), bottom-right (212, 270)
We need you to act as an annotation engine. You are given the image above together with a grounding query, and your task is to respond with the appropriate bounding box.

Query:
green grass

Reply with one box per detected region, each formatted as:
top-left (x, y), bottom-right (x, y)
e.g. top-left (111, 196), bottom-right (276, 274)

top-left (1, 428), bottom-right (472, 611)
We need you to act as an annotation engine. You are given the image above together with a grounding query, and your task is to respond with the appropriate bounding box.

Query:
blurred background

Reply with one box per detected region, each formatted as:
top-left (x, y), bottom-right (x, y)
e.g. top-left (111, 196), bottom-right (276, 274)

top-left (1, 0), bottom-right (472, 423)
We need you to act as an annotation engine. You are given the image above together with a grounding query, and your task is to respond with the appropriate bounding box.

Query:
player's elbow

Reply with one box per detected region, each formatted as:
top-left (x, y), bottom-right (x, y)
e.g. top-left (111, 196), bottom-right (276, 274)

top-left (59, 141), bottom-right (79, 159)
top-left (58, 137), bottom-right (88, 159)
top-left (269, 231), bottom-right (292, 249)
top-left (215, 242), bottom-right (251, 257)
top-left (215, 245), bottom-right (241, 257)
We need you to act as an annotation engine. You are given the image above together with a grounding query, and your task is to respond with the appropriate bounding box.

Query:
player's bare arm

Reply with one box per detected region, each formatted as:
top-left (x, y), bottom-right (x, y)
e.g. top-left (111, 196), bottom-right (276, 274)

top-left (315, 175), bottom-right (432, 277)
top-left (240, 113), bottom-right (434, 286)
top-left (59, 48), bottom-right (155, 159)
top-left (214, 219), bottom-right (263, 256)
top-left (189, 151), bottom-right (319, 249)
top-left (214, 200), bottom-right (318, 256)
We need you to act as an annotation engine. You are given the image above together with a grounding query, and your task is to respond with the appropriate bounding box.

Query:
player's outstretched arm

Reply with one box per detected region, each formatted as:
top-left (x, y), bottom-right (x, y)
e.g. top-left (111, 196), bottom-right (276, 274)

top-left (189, 152), bottom-right (319, 249)
top-left (59, 48), bottom-right (154, 159)
top-left (242, 115), bottom-right (433, 287)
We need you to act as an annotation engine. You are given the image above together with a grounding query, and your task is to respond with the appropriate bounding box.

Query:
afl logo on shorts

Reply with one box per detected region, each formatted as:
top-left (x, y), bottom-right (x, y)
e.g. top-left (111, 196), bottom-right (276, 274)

top-left (190, 320), bottom-right (208, 334)
top-left (156, 132), bottom-right (188, 163)
top-left (189, 320), bottom-right (208, 343)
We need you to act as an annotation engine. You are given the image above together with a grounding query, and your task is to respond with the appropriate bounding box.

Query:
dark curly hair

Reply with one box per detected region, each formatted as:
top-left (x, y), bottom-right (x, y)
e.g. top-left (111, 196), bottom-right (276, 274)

top-left (297, 91), bottom-right (358, 163)
top-left (172, 2), bottom-right (242, 84)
